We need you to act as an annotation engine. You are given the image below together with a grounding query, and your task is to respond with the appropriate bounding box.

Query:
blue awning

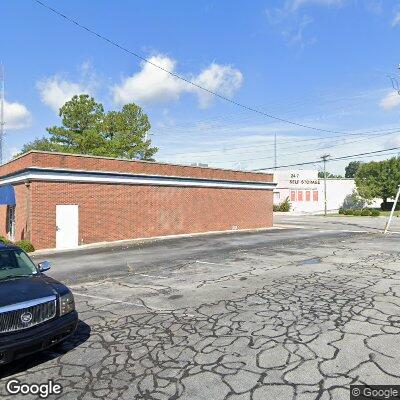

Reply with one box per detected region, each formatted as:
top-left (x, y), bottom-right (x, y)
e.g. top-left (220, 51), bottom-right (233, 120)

top-left (0, 185), bottom-right (16, 205)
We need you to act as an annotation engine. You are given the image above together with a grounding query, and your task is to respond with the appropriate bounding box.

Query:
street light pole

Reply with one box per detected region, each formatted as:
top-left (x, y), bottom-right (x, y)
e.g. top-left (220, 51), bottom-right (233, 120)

top-left (321, 154), bottom-right (330, 216)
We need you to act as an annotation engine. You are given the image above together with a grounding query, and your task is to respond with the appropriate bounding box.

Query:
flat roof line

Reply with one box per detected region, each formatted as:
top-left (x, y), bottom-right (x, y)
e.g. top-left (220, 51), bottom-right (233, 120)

top-left (6, 150), bottom-right (272, 176)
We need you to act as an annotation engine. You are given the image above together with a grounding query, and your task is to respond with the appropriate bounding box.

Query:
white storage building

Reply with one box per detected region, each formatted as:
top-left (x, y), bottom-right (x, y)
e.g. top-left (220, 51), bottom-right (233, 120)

top-left (273, 170), bottom-right (371, 214)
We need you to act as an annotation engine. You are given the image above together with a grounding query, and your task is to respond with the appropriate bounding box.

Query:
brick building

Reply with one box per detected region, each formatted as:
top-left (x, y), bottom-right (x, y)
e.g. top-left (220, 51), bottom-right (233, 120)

top-left (0, 151), bottom-right (276, 250)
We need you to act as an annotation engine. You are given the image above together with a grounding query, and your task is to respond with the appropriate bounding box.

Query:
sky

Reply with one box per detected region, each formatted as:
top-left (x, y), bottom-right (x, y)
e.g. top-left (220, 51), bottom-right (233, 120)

top-left (2, 0), bottom-right (400, 174)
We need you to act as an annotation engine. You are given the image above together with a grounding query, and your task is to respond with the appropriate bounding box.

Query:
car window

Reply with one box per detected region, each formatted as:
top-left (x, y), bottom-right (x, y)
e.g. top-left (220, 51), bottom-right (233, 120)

top-left (0, 249), bottom-right (38, 280)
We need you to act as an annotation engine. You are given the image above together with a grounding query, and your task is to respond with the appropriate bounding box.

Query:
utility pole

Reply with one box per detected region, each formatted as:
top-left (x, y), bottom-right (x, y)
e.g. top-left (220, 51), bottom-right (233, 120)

top-left (383, 65), bottom-right (400, 232)
top-left (274, 132), bottom-right (277, 170)
top-left (321, 154), bottom-right (330, 216)
top-left (384, 185), bottom-right (400, 234)
top-left (0, 64), bottom-right (4, 165)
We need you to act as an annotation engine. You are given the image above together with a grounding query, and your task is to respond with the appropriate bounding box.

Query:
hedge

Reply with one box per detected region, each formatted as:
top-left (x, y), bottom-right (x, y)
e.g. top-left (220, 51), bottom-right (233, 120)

top-left (339, 208), bottom-right (380, 217)
top-left (0, 236), bottom-right (35, 252)
top-left (15, 240), bottom-right (35, 253)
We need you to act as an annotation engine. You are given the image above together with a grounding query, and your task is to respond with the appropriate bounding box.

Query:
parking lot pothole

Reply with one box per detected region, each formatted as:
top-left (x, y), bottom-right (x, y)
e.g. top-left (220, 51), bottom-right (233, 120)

top-left (298, 257), bottom-right (322, 266)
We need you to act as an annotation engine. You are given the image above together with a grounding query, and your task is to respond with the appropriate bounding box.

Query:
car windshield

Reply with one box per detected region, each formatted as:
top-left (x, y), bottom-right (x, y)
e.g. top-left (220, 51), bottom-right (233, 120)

top-left (0, 248), bottom-right (38, 281)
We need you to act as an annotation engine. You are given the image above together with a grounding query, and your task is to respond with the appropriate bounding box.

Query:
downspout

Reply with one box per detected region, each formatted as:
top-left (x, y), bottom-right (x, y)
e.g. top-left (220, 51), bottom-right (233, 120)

top-left (24, 181), bottom-right (31, 241)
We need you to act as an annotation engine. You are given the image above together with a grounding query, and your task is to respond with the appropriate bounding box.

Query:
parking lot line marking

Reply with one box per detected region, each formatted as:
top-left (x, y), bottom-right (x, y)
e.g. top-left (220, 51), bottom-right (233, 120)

top-left (135, 273), bottom-right (167, 279)
top-left (195, 260), bottom-right (220, 265)
top-left (73, 291), bottom-right (198, 318)
top-left (72, 291), bottom-right (147, 308)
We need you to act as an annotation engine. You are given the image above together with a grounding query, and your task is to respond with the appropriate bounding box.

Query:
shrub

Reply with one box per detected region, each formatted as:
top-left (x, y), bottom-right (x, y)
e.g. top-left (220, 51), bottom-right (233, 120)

top-left (341, 208), bottom-right (380, 217)
top-left (338, 208), bottom-right (344, 215)
top-left (274, 197), bottom-right (291, 212)
top-left (341, 190), bottom-right (366, 210)
top-left (0, 236), bottom-right (12, 244)
top-left (279, 197), bottom-right (291, 212)
top-left (361, 208), bottom-right (372, 216)
top-left (15, 240), bottom-right (35, 253)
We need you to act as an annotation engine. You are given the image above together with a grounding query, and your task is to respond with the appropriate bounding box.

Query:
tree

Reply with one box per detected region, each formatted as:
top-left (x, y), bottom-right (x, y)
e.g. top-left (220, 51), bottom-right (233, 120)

top-left (102, 104), bottom-right (155, 160)
top-left (19, 94), bottom-right (157, 160)
top-left (345, 161), bottom-right (362, 178)
top-left (355, 157), bottom-right (400, 204)
top-left (318, 171), bottom-right (343, 178)
top-left (341, 190), bottom-right (366, 210)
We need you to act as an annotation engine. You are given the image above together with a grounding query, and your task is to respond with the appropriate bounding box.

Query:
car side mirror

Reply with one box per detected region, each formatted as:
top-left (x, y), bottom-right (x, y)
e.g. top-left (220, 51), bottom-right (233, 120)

top-left (38, 261), bottom-right (51, 272)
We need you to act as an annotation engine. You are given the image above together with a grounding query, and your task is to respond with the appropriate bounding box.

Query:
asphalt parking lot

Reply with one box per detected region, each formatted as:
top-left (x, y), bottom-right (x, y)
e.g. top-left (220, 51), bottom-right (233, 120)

top-left (1, 215), bottom-right (400, 400)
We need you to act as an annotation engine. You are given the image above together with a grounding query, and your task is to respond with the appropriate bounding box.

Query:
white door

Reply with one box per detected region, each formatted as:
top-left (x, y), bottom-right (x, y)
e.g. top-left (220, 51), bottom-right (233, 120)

top-left (56, 205), bottom-right (79, 249)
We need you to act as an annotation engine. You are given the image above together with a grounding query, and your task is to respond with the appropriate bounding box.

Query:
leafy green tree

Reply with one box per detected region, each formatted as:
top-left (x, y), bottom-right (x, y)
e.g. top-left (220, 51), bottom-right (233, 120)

top-left (345, 161), bottom-right (362, 178)
top-left (19, 94), bottom-right (157, 160)
top-left (318, 171), bottom-right (343, 178)
top-left (20, 137), bottom-right (60, 153)
top-left (102, 104), bottom-right (156, 160)
top-left (341, 190), bottom-right (366, 210)
top-left (355, 157), bottom-right (400, 204)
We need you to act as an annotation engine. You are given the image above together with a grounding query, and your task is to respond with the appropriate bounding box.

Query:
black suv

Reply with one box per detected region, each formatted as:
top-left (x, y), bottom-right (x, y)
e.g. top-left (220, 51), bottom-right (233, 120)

top-left (0, 244), bottom-right (78, 364)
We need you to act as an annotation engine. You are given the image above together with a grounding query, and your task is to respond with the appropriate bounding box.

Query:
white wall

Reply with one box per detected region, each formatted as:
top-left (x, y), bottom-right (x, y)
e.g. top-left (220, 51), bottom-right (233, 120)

top-left (273, 170), bottom-right (379, 214)
top-left (325, 179), bottom-right (355, 211)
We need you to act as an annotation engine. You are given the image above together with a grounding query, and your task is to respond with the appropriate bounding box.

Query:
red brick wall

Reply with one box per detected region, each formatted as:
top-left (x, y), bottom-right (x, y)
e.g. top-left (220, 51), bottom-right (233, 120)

top-left (0, 152), bottom-right (274, 250)
top-left (0, 184), bottom-right (30, 242)
top-left (0, 152), bottom-right (273, 183)
top-left (28, 181), bottom-right (273, 249)
top-left (0, 206), bottom-right (7, 237)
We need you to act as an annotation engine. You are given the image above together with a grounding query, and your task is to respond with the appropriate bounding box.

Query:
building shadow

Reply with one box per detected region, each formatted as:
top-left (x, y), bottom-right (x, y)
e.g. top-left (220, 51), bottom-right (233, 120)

top-left (0, 320), bottom-right (91, 379)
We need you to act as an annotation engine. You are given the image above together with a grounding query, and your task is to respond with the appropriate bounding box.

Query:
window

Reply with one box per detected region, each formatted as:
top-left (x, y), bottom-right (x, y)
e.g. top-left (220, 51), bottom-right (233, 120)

top-left (6, 205), bottom-right (15, 242)
top-left (297, 191), bottom-right (303, 202)
top-left (291, 191), bottom-right (296, 202)
top-left (306, 191), bottom-right (311, 201)
top-left (313, 191), bottom-right (319, 202)
top-left (0, 249), bottom-right (38, 281)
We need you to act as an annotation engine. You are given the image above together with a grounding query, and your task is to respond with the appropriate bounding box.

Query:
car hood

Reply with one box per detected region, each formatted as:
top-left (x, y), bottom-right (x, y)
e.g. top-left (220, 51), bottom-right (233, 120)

top-left (0, 275), bottom-right (59, 308)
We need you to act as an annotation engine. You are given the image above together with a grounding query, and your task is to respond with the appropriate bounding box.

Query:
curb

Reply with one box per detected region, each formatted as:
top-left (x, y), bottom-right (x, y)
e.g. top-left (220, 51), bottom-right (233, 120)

top-left (31, 225), bottom-right (288, 258)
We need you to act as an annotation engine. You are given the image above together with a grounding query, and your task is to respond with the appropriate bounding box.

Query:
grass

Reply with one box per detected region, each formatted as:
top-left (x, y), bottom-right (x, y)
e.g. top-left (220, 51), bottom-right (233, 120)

top-left (327, 209), bottom-right (400, 217)
top-left (374, 210), bottom-right (400, 217)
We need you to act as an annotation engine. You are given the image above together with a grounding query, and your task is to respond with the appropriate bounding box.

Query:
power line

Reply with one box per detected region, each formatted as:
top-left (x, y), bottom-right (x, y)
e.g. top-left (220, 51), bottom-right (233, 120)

top-left (163, 130), bottom-right (399, 165)
top-left (217, 130), bottom-right (399, 163)
top-left (159, 128), bottom-right (400, 158)
top-left (156, 91), bottom-right (387, 135)
top-left (34, 0), bottom-right (354, 136)
top-left (252, 146), bottom-right (400, 171)
top-left (154, 91), bottom-right (380, 133)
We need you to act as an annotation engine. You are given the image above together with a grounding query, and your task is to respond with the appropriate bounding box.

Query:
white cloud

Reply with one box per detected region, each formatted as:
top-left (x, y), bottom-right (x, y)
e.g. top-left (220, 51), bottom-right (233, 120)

top-left (266, 0), bottom-right (347, 47)
top-left (112, 55), bottom-right (243, 108)
top-left (112, 55), bottom-right (187, 105)
top-left (289, 0), bottom-right (343, 11)
top-left (379, 91), bottom-right (400, 110)
top-left (266, 5), bottom-right (316, 47)
top-left (37, 63), bottom-right (99, 112)
top-left (37, 76), bottom-right (93, 113)
top-left (3, 100), bottom-right (31, 130)
top-left (194, 64), bottom-right (243, 108)
top-left (392, 12), bottom-right (400, 27)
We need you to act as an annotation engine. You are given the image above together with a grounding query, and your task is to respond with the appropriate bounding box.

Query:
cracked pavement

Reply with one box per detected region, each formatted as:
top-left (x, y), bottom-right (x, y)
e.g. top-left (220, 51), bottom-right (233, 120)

top-left (1, 215), bottom-right (400, 399)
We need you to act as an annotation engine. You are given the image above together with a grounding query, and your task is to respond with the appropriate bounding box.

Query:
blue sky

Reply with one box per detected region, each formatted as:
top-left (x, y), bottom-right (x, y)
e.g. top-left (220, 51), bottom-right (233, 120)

top-left (2, 0), bottom-right (400, 173)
